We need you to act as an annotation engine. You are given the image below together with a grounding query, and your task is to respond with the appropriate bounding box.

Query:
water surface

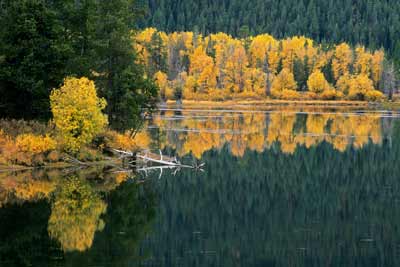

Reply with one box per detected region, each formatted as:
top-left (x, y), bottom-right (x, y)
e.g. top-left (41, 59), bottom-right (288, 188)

top-left (1, 106), bottom-right (400, 266)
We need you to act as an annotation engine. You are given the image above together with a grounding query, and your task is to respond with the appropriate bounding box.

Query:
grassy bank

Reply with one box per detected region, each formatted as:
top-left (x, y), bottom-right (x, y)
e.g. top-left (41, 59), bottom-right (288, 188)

top-left (0, 119), bottom-right (145, 171)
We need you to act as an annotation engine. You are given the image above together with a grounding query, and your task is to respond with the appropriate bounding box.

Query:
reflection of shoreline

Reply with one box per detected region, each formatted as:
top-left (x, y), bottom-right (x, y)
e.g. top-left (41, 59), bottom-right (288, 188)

top-left (138, 109), bottom-right (385, 158)
top-left (0, 172), bottom-right (157, 266)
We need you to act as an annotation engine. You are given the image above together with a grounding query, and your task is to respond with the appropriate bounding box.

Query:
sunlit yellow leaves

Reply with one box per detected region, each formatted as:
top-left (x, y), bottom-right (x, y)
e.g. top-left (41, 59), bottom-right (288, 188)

top-left (136, 29), bottom-right (387, 101)
top-left (249, 34), bottom-right (278, 68)
top-left (307, 70), bottom-right (333, 94)
top-left (154, 71), bottom-right (173, 100)
top-left (271, 68), bottom-right (298, 97)
top-left (371, 50), bottom-right (385, 87)
top-left (50, 77), bottom-right (108, 153)
top-left (354, 46), bottom-right (372, 76)
top-left (332, 43), bottom-right (352, 81)
top-left (15, 134), bottom-right (56, 154)
top-left (244, 68), bottom-right (266, 95)
top-left (223, 41), bottom-right (249, 93)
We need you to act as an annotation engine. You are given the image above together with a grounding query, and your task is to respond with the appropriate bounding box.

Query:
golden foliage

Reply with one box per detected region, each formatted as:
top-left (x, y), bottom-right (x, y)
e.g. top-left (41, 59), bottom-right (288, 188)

top-left (347, 74), bottom-right (376, 100)
top-left (48, 177), bottom-right (107, 252)
top-left (271, 68), bottom-right (298, 97)
top-left (154, 71), bottom-right (174, 100)
top-left (15, 134), bottom-right (56, 154)
top-left (50, 77), bottom-right (108, 153)
top-left (332, 43), bottom-right (352, 81)
top-left (137, 28), bottom-right (387, 101)
top-left (307, 70), bottom-right (333, 94)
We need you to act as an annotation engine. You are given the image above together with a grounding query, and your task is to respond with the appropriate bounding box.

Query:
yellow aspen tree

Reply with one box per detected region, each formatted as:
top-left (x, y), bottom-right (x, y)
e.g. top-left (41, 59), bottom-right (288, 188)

top-left (271, 68), bottom-right (298, 97)
top-left (347, 74), bottom-right (381, 100)
top-left (371, 50), bottom-right (385, 87)
top-left (249, 34), bottom-right (277, 67)
top-left (244, 68), bottom-right (266, 95)
top-left (332, 43), bottom-right (353, 81)
top-left (307, 69), bottom-right (333, 93)
top-left (154, 71), bottom-right (173, 100)
top-left (223, 41), bottom-right (249, 94)
top-left (198, 64), bottom-right (217, 94)
top-left (50, 77), bottom-right (107, 153)
top-left (183, 75), bottom-right (198, 99)
top-left (354, 46), bottom-right (372, 76)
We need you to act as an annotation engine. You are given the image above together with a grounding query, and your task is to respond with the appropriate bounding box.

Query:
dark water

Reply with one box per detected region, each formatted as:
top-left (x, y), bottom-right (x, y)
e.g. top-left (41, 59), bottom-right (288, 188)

top-left (1, 106), bottom-right (400, 267)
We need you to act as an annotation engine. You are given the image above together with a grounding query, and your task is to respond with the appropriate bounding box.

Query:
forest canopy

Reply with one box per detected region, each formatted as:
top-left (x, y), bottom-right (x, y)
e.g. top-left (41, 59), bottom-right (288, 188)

top-left (136, 28), bottom-right (396, 101)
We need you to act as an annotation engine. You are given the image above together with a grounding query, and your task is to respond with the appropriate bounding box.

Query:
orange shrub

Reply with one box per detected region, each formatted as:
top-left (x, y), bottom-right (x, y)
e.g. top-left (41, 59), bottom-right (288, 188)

top-left (15, 134), bottom-right (57, 154)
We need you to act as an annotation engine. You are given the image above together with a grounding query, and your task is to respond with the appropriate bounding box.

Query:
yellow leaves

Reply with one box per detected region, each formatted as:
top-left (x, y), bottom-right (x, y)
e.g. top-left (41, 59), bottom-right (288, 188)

top-left (48, 176), bottom-right (107, 252)
top-left (307, 70), bottom-right (333, 94)
top-left (371, 50), bottom-right (385, 86)
top-left (347, 74), bottom-right (376, 100)
top-left (337, 74), bottom-right (384, 101)
top-left (365, 90), bottom-right (385, 101)
top-left (154, 71), bottom-right (174, 100)
top-left (189, 46), bottom-right (213, 75)
top-left (223, 41), bottom-right (249, 93)
top-left (136, 29), bottom-right (387, 101)
top-left (50, 77), bottom-right (108, 153)
top-left (271, 68), bottom-right (298, 97)
top-left (198, 64), bottom-right (217, 93)
top-left (187, 46), bottom-right (217, 94)
top-left (244, 68), bottom-right (266, 95)
top-left (15, 134), bottom-right (56, 154)
top-left (249, 34), bottom-right (278, 67)
top-left (281, 36), bottom-right (313, 71)
top-left (332, 43), bottom-right (353, 80)
top-left (354, 46), bottom-right (372, 76)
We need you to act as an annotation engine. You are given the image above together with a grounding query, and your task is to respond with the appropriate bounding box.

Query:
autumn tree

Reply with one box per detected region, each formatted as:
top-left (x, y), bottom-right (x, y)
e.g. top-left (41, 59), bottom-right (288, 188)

top-left (271, 68), bottom-right (298, 97)
top-left (50, 77), bottom-right (108, 152)
top-left (154, 71), bottom-right (173, 100)
top-left (332, 43), bottom-right (353, 81)
top-left (223, 41), bottom-right (249, 93)
top-left (307, 70), bottom-right (333, 94)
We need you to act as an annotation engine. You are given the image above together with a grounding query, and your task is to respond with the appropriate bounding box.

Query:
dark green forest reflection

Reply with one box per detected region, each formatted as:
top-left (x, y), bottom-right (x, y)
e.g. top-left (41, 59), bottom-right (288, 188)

top-left (1, 109), bottom-right (400, 266)
top-left (140, 119), bottom-right (400, 267)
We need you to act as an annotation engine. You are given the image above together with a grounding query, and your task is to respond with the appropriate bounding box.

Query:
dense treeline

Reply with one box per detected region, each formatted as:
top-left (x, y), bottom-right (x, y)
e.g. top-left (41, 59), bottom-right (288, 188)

top-left (137, 28), bottom-right (397, 101)
top-left (139, 0), bottom-right (400, 66)
top-left (0, 0), bottom-right (157, 130)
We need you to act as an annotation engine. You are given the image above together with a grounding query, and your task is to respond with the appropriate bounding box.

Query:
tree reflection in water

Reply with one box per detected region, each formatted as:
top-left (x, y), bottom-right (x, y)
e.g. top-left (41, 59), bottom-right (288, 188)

top-left (0, 172), bottom-right (157, 267)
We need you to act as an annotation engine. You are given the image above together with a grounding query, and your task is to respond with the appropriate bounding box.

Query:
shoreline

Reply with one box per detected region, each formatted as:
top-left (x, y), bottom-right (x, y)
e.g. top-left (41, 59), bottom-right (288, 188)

top-left (165, 99), bottom-right (400, 109)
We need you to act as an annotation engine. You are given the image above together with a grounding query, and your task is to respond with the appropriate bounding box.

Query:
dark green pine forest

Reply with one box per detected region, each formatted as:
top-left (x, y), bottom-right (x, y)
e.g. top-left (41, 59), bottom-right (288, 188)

top-left (0, 0), bottom-right (158, 130)
top-left (139, 0), bottom-right (400, 65)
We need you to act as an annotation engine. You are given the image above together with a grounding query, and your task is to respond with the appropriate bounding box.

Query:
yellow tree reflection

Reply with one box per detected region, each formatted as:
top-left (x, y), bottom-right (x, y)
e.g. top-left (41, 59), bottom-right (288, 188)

top-left (48, 176), bottom-right (107, 252)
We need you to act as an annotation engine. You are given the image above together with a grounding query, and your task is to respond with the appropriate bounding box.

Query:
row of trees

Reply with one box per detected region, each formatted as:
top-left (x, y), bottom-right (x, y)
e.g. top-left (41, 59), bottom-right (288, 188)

top-left (139, 0), bottom-right (400, 67)
top-left (136, 28), bottom-right (397, 101)
top-left (0, 0), bottom-right (157, 130)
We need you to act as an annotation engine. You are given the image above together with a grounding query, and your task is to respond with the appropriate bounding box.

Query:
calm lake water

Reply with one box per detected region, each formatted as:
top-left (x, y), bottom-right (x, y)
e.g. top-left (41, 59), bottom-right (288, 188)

top-left (1, 105), bottom-right (400, 267)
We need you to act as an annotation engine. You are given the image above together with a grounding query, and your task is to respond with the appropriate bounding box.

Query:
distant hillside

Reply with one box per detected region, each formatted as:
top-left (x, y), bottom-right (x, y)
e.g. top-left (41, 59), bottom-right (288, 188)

top-left (139, 0), bottom-right (400, 64)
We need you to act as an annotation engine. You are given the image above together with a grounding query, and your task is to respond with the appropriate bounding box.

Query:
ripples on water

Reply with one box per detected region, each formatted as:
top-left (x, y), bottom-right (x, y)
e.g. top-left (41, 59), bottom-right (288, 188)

top-left (1, 106), bottom-right (400, 267)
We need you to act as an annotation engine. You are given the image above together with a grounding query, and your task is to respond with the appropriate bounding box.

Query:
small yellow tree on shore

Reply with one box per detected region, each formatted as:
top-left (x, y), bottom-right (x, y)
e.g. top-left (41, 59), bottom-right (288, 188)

top-left (50, 77), bottom-right (107, 152)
